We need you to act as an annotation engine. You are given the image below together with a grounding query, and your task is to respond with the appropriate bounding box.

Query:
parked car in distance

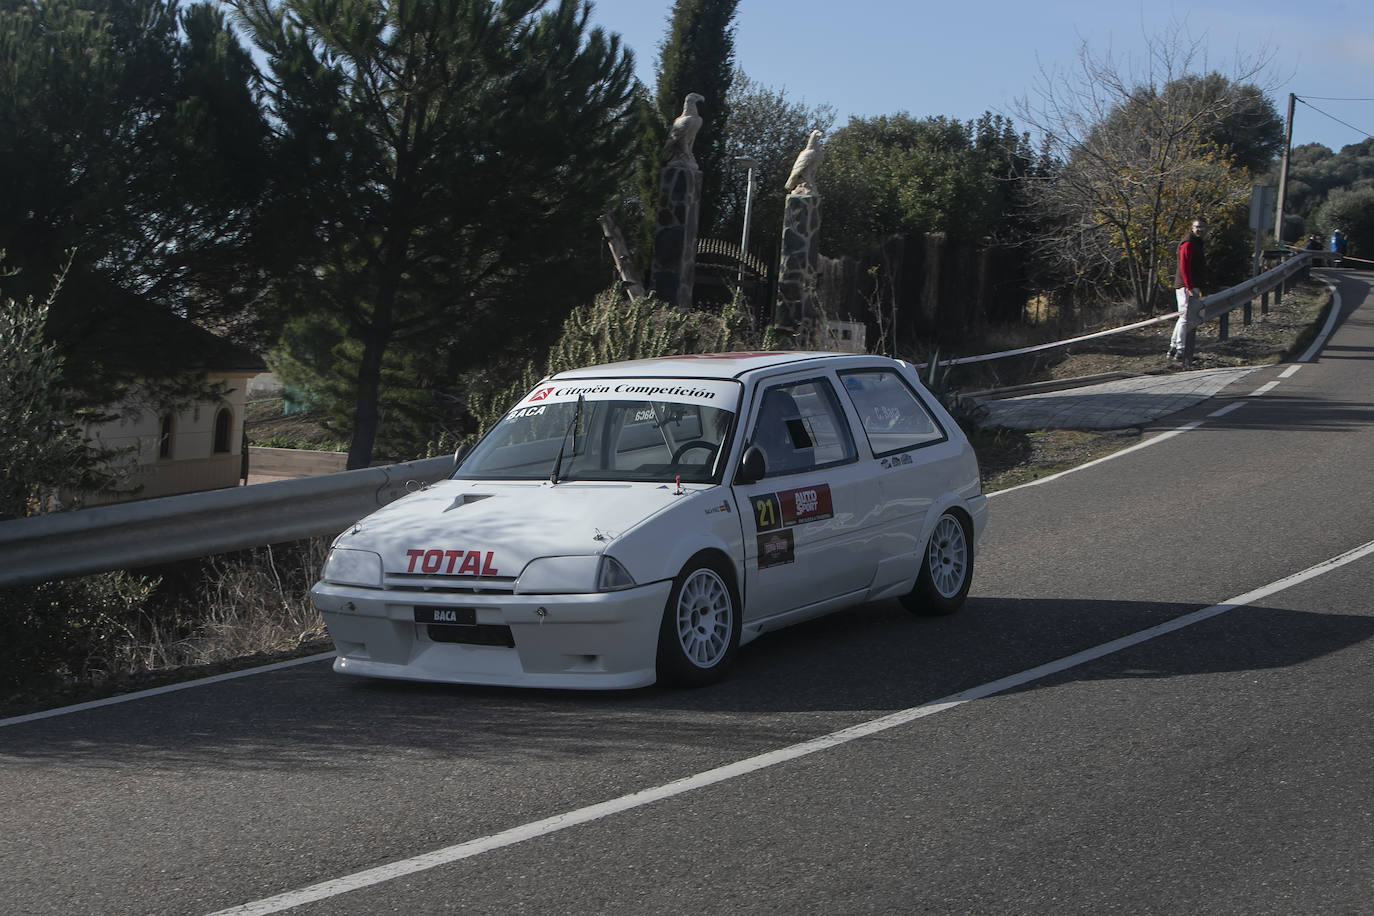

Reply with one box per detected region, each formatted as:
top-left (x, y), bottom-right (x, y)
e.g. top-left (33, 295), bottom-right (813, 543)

top-left (311, 351), bottom-right (988, 689)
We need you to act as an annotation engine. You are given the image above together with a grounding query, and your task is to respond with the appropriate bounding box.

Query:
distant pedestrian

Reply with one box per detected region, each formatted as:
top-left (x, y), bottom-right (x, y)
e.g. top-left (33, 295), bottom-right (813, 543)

top-left (1170, 218), bottom-right (1206, 360)
top-left (1330, 228), bottom-right (1347, 266)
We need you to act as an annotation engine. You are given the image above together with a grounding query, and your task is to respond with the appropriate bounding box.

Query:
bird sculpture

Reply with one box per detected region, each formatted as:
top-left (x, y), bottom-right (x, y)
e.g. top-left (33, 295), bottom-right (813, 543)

top-left (660, 92), bottom-right (705, 165)
top-left (784, 129), bottom-right (825, 194)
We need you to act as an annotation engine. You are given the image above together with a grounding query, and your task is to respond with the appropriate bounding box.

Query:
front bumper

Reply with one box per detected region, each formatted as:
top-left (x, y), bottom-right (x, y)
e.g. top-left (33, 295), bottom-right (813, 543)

top-left (310, 580), bottom-right (673, 690)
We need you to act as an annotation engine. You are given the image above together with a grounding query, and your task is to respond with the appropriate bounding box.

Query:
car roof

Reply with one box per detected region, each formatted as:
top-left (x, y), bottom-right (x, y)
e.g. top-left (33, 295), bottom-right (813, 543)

top-left (550, 351), bottom-right (896, 382)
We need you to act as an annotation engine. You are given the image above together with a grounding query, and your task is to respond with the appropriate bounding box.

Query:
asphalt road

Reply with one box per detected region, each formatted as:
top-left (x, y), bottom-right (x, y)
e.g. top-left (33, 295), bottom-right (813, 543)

top-left (4, 271), bottom-right (1372, 916)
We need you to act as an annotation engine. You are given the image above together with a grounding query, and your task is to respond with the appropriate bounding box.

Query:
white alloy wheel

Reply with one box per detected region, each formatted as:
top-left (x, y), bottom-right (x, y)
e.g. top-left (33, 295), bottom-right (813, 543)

top-left (675, 567), bottom-right (732, 667)
top-left (926, 513), bottom-right (969, 599)
top-left (657, 555), bottom-right (741, 686)
top-left (902, 510), bottom-right (973, 617)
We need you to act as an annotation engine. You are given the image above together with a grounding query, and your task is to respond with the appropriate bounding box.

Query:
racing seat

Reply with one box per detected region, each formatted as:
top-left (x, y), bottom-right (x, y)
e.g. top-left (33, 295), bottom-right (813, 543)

top-left (752, 388), bottom-right (815, 475)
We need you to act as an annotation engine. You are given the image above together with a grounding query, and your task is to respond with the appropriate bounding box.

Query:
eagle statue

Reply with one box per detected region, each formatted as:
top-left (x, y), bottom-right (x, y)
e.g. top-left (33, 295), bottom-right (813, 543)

top-left (660, 92), bottom-right (705, 165)
top-left (784, 130), bottom-right (825, 194)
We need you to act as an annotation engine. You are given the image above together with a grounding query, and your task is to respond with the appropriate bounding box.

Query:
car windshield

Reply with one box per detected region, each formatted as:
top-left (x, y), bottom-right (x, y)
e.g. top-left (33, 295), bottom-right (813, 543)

top-left (456, 378), bottom-right (740, 483)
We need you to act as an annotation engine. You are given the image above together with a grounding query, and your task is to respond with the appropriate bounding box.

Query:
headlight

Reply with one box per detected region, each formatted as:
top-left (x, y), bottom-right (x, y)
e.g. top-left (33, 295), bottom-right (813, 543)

top-left (321, 548), bottom-right (383, 588)
top-left (514, 555), bottom-right (638, 594)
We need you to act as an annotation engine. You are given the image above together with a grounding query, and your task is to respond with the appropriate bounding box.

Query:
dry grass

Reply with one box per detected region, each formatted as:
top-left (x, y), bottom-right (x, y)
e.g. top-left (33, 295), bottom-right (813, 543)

top-left (114, 541), bottom-right (330, 672)
top-left (1, 541), bottom-right (333, 718)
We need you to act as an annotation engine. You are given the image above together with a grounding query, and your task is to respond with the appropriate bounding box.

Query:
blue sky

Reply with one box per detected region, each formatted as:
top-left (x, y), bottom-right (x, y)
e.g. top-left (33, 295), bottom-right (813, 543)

top-left (586, 0), bottom-right (1373, 154)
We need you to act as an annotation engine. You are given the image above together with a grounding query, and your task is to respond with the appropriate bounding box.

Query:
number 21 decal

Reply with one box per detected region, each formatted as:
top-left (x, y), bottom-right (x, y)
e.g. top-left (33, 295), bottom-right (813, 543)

top-left (751, 493), bottom-right (782, 532)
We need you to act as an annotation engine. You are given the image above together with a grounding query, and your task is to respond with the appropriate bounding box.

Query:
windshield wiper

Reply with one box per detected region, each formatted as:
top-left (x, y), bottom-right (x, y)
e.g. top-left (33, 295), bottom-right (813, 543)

top-left (550, 394), bottom-right (583, 484)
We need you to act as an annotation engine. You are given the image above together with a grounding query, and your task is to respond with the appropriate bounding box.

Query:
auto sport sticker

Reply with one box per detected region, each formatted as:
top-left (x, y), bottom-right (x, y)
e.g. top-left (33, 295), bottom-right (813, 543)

top-left (749, 483), bottom-right (833, 532)
top-left (756, 529), bottom-right (795, 569)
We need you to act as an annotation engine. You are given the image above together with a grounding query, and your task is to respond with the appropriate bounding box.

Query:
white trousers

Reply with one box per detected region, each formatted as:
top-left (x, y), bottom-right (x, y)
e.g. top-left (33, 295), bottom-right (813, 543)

top-left (1171, 287), bottom-right (1191, 352)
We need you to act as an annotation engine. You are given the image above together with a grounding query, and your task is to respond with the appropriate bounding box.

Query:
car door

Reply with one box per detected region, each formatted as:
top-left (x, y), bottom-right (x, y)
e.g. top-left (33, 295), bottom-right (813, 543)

top-left (836, 366), bottom-right (955, 592)
top-left (732, 372), bottom-right (881, 623)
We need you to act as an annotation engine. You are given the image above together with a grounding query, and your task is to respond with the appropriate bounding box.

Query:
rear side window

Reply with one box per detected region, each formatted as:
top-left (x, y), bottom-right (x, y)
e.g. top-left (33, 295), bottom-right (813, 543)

top-left (839, 369), bottom-right (947, 456)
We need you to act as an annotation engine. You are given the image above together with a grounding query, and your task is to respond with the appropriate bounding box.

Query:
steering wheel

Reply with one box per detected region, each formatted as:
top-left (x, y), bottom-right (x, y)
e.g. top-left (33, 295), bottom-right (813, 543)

top-left (669, 439), bottom-right (718, 467)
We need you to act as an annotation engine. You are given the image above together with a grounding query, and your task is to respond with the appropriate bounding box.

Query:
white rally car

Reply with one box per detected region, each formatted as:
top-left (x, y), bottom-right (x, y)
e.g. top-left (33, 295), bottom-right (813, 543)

top-left (311, 351), bottom-right (988, 689)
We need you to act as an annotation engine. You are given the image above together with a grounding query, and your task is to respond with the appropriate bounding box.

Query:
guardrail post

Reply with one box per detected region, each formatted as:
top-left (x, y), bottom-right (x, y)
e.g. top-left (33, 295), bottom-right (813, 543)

top-left (1243, 300), bottom-right (1252, 326)
top-left (1219, 311), bottom-right (1229, 341)
top-left (1261, 289), bottom-right (1269, 316)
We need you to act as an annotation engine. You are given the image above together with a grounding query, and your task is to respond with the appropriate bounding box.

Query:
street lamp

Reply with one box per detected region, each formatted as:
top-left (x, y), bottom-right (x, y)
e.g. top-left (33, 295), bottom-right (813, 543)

top-left (734, 157), bottom-right (758, 288)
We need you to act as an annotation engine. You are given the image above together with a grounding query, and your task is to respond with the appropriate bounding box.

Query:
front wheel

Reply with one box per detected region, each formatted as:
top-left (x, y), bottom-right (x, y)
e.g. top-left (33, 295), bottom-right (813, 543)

top-left (901, 510), bottom-right (973, 617)
top-left (656, 554), bottom-right (741, 687)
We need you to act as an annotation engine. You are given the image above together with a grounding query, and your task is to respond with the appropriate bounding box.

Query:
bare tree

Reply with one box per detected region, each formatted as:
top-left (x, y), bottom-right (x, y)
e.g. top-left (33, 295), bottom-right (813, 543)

top-left (1016, 23), bottom-right (1281, 314)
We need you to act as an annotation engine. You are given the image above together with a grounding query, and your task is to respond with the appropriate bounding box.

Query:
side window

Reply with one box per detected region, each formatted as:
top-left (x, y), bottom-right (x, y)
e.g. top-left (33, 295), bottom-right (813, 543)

top-left (749, 378), bottom-right (856, 477)
top-left (839, 369), bottom-right (947, 455)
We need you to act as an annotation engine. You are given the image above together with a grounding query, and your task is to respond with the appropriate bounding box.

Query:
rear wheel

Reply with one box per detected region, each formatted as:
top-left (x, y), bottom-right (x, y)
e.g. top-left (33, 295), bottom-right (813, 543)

top-left (901, 510), bottom-right (973, 617)
top-left (656, 554), bottom-right (740, 686)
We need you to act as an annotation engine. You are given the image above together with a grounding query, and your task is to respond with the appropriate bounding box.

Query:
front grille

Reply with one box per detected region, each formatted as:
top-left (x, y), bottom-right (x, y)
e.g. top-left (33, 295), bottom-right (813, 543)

top-left (385, 573), bottom-right (517, 595)
top-left (426, 623), bottom-right (515, 648)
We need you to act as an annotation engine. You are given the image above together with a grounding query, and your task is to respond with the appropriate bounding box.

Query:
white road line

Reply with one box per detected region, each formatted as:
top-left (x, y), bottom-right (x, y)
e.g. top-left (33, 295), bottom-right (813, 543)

top-left (206, 538), bottom-right (1374, 916)
top-left (1208, 401), bottom-right (1247, 419)
top-left (991, 417), bottom-right (1212, 496)
top-left (0, 652), bottom-right (337, 729)
top-left (1280, 365), bottom-right (1302, 379)
top-left (1298, 284), bottom-right (1342, 363)
top-left (1250, 380), bottom-right (1281, 396)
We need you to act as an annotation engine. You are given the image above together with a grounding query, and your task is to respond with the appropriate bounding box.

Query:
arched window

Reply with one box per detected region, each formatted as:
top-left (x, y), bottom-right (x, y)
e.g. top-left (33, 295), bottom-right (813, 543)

top-left (158, 414), bottom-right (175, 459)
top-left (213, 407), bottom-right (233, 454)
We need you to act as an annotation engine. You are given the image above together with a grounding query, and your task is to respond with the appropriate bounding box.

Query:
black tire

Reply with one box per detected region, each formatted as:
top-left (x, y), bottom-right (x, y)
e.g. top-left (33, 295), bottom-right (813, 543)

top-left (901, 510), bottom-right (973, 617)
top-left (656, 553), bottom-right (741, 687)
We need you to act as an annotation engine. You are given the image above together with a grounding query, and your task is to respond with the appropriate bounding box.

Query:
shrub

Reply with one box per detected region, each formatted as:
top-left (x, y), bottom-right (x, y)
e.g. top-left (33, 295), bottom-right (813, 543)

top-left (456, 290), bottom-right (769, 443)
top-left (0, 573), bottom-right (159, 698)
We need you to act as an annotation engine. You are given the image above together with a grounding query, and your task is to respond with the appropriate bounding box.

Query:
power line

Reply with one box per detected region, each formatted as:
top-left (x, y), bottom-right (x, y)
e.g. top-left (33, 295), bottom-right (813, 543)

top-left (1294, 96), bottom-right (1374, 142)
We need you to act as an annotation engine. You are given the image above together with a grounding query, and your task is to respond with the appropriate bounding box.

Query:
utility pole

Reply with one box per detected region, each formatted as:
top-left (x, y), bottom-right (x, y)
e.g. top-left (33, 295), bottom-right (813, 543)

top-left (1274, 93), bottom-right (1295, 247)
top-left (734, 157), bottom-right (758, 287)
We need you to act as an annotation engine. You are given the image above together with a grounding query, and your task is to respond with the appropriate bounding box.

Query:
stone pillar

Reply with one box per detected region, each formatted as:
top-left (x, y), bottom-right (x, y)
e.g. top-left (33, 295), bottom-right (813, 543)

top-left (773, 189), bottom-right (822, 340)
top-left (651, 160), bottom-right (702, 310)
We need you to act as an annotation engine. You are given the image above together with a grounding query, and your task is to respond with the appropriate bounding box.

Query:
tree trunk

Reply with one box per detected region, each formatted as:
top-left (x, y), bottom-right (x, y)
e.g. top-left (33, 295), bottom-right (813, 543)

top-left (346, 326), bottom-right (388, 470)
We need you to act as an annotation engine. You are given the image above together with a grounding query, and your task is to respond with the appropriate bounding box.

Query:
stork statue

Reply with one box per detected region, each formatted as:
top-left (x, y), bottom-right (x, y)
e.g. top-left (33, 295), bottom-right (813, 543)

top-left (660, 92), bottom-right (705, 166)
top-left (784, 130), bottom-right (825, 195)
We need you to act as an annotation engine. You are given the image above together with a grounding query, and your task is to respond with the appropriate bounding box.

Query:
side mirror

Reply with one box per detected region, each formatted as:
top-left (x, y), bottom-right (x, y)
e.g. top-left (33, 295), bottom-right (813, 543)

top-left (736, 445), bottom-right (766, 485)
top-left (452, 442), bottom-right (472, 474)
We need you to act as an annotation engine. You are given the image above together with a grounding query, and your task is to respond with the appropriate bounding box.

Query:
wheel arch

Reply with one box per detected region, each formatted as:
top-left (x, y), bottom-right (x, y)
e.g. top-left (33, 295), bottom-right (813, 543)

top-left (615, 519), bottom-right (745, 597)
top-left (919, 497), bottom-right (976, 557)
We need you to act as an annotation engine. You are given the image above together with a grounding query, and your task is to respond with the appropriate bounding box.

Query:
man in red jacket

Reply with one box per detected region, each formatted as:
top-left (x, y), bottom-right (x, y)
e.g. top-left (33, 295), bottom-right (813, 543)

top-left (1170, 218), bottom-right (1206, 360)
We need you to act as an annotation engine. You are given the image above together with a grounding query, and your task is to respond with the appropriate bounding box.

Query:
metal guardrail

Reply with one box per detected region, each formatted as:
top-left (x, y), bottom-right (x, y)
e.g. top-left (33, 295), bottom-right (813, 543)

top-left (929, 248), bottom-right (1323, 369)
top-left (0, 456), bottom-right (453, 588)
top-left (1196, 247), bottom-right (1313, 322)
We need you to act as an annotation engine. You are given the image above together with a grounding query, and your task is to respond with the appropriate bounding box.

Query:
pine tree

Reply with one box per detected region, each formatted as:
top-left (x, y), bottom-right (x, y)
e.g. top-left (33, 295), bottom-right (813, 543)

top-left (652, 0), bottom-right (739, 237)
top-left (234, 0), bottom-right (638, 467)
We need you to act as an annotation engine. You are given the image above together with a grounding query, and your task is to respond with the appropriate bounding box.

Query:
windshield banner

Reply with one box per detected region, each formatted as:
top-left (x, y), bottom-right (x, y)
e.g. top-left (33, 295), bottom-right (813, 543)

top-left (514, 378), bottom-right (739, 410)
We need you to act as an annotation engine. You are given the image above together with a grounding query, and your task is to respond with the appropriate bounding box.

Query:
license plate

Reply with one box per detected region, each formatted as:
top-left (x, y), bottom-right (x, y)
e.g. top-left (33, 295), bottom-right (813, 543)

top-left (414, 606), bottom-right (476, 626)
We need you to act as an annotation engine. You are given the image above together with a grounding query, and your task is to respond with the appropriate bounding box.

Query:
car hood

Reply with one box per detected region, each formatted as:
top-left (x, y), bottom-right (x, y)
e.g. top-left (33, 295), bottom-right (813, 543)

top-left (331, 478), bottom-right (698, 578)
